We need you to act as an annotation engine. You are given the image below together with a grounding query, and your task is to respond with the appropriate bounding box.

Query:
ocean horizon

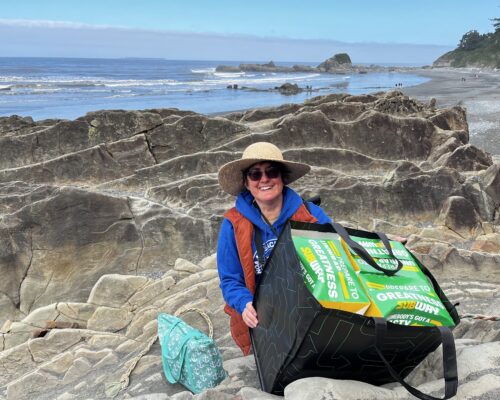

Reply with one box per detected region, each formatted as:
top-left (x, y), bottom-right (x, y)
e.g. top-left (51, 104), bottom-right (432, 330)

top-left (0, 57), bottom-right (429, 121)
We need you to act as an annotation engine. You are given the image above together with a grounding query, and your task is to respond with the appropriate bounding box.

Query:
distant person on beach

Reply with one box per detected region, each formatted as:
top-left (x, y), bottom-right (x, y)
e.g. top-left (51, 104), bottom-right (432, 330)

top-left (216, 142), bottom-right (332, 354)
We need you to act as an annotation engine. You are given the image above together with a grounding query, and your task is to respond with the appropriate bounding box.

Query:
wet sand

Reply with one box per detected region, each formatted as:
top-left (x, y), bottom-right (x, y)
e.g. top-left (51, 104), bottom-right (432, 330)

top-left (401, 68), bottom-right (500, 156)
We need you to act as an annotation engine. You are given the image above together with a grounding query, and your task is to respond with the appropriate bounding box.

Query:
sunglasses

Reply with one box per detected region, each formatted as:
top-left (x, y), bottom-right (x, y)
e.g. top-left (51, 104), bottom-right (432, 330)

top-left (246, 166), bottom-right (281, 181)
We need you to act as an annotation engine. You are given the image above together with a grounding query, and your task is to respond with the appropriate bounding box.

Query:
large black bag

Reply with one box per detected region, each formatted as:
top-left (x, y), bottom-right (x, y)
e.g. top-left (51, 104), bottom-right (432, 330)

top-left (251, 221), bottom-right (460, 399)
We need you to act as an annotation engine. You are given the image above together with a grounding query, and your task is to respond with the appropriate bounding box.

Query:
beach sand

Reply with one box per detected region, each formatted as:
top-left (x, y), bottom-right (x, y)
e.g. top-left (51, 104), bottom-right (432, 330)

top-left (401, 68), bottom-right (500, 156)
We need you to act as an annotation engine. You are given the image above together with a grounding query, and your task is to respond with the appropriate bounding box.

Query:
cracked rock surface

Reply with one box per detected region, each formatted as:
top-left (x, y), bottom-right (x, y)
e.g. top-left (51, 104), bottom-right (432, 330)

top-left (0, 93), bottom-right (499, 399)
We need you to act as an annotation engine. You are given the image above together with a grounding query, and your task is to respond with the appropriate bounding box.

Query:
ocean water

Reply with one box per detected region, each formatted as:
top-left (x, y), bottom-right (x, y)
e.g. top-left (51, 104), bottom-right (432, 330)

top-left (0, 58), bottom-right (429, 121)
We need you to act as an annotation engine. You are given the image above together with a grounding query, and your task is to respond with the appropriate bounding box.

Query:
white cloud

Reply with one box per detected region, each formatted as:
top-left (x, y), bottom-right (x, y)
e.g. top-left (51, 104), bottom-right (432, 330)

top-left (0, 18), bottom-right (121, 30)
top-left (0, 19), bottom-right (452, 65)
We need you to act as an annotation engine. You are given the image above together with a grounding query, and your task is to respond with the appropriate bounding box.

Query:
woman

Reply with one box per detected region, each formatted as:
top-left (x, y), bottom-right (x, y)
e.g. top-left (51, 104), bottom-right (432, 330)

top-left (217, 142), bottom-right (332, 355)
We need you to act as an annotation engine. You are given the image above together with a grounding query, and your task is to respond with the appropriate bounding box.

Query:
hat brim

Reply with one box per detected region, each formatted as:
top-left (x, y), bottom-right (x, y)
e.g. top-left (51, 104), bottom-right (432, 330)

top-left (218, 157), bottom-right (310, 196)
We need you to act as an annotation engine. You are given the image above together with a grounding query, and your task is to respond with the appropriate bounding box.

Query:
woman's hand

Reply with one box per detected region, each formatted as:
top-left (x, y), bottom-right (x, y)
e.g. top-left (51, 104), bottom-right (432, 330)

top-left (387, 234), bottom-right (407, 244)
top-left (242, 302), bottom-right (258, 328)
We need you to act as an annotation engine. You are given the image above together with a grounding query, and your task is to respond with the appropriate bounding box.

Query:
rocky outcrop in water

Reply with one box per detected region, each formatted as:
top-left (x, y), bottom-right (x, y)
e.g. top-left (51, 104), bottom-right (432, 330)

top-left (0, 93), bottom-right (499, 399)
top-left (217, 53), bottom-right (359, 74)
top-left (317, 52), bottom-right (352, 72)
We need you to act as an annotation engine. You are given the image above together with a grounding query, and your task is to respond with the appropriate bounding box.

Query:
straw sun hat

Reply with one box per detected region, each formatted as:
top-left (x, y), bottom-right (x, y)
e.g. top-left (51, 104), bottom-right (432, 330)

top-left (218, 142), bottom-right (311, 196)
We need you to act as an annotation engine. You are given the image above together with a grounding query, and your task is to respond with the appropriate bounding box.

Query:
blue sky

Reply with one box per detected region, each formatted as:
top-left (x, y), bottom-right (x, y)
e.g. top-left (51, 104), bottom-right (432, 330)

top-left (1, 0), bottom-right (499, 64)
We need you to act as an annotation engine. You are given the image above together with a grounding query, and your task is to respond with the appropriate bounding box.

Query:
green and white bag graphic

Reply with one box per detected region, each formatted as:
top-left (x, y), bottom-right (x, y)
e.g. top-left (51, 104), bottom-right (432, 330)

top-left (291, 226), bottom-right (455, 328)
top-left (342, 236), bottom-right (455, 327)
top-left (291, 229), bottom-right (370, 314)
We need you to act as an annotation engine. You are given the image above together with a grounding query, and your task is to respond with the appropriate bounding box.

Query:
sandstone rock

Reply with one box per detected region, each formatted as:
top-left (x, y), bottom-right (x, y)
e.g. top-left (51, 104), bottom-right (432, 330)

top-left (460, 177), bottom-right (497, 222)
top-left (0, 111), bottom-right (162, 171)
top-left (3, 321), bottom-right (35, 349)
top-left (37, 120), bottom-right (93, 163)
top-left (88, 274), bottom-right (149, 308)
top-left (40, 351), bottom-right (75, 375)
top-left (418, 226), bottom-right (465, 243)
top-left (370, 219), bottom-right (420, 237)
top-left (281, 340), bottom-right (500, 399)
top-left (6, 370), bottom-right (60, 400)
top-left (127, 276), bottom-right (176, 311)
top-left (453, 319), bottom-right (500, 342)
top-left (317, 166), bottom-right (463, 226)
top-left (62, 356), bottom-right (93, 383)
top-left (0, 135), bottom-right (156, 185)
top-left (471, 233), bottom-right (500, 253)
top-left (87, 306), bottom-right (133, 332)
top-left (28, 329), bottom-right (83, 362)
top-left (409, 239), bottom-right (500, 282)
top-left (304, 93), bottom-right (349, 106)
top-left (429, 106), bottom-right (468, 133)
top-left (278, 110), bottom-right (436, 161)
top-left (434, 144), bottom-right (493, 171)
top-left (86, 333), bottom-right (127, 349)
top-left (125, 309), bottom-right (159, 340)
top-left (1, 92), bottom-right (499, 400)
top-left (21, 303), bottom-right (59, 326)
top-left (94, 350), bottom-right (119, 368)
top-left (238, 387), bottom-right (282, 400)
top-left (56, 302), bottom-right (98, 326)
top-left (13, 187), bottom-right (143, 315)
top-left (174, 258), bottom-right (203, 274)
top-left (0, 130), bottom-right (41, 170)
top-left (301, 101), bottom-right (367, 122)
top-left (0, 115), bottom-right (35, 135)
top-left (343, 94), bottom-right (378, 103)
top-left (0, 216), bottom-right (32, 324)
top-left (142, 108), bottom-right (196, 120)
top-left (427, 136), bottom-right (464, 163)
top-left (0, 182), bottom-right (58, 215)
top-left (240, 104), bottom-right (302, 122)
top-left (101, 150), bottom-right (235, 191)
top-left (480, 163), bottom-right (500, 206)
top-left (373, 91), bottom-right (425, 115)
top-left (146, 115), bottom-right (247, 162)
top-left (437, 196), bottom-right (483, 237)
top-left (284, 147), bottom-right (395, 174)
top-left (56, 393), bottom-right (78, 400)
top-left (78, 110), bottom-right (163, 145)
top-left (0, 343), bottom-right (37, 386)
top-left (284, 377), bottom-right (394, 399)
top-left (198, 254), bottom-right (218, 270)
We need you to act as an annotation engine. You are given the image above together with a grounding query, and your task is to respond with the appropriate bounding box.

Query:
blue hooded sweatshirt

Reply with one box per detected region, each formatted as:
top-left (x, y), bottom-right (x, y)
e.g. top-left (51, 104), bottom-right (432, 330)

top-left (217, 187), bottom-right (332, 314)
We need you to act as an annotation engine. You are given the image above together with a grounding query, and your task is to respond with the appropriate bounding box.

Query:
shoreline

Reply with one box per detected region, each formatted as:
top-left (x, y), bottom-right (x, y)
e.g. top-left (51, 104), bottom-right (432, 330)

top-left (400, 67), bottom-right (500, 155)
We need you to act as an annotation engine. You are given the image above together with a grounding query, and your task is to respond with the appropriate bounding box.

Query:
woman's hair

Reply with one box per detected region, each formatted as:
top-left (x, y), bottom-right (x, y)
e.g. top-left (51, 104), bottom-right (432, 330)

top-left (241, 161), bottom-right (291, 186)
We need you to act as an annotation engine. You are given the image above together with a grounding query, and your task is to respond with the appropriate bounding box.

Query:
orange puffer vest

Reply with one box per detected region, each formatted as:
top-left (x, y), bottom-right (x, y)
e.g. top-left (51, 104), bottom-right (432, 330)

top-left (223, 204), bottom-right (318, 355)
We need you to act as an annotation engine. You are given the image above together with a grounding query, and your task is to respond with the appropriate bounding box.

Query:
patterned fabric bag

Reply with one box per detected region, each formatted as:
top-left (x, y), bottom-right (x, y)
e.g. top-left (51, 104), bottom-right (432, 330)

top-left (158, 309), bottom-right (227, 394)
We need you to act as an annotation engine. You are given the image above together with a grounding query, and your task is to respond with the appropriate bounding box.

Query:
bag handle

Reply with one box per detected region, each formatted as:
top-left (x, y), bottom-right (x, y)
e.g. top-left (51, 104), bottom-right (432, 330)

top-left (175, 307), bottom-right (214, 338)
top-left (373, 318), bottom-right (458, 400)
top-left (331, 222), bottom-right (403, 276)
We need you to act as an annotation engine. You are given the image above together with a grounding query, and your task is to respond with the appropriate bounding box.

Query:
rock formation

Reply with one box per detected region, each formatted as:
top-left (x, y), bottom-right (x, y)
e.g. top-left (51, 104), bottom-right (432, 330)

top-left (317, 52), bottom-right (352, 72)
top-left (217, 53), bottom-right (361, 74)
top-left (0, 92), bottom-right (499, 399)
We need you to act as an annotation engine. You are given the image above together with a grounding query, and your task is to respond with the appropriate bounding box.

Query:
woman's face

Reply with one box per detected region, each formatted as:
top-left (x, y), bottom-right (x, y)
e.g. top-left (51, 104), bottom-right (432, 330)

top-left (244, 161), bottom-right (284, 205)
